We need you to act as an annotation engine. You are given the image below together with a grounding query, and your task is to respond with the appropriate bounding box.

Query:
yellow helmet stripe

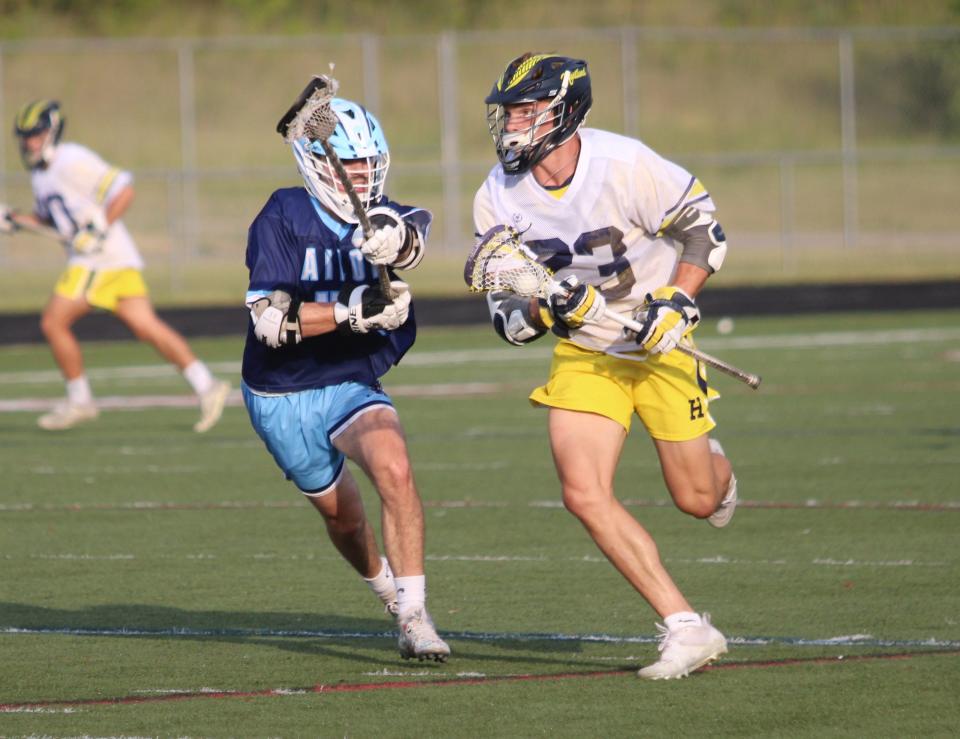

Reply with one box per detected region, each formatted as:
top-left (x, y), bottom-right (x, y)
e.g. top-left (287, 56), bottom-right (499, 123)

top-left (16, 100), bottom-right (54, 131)
top-left (499, 54), bottom-right (552, 92)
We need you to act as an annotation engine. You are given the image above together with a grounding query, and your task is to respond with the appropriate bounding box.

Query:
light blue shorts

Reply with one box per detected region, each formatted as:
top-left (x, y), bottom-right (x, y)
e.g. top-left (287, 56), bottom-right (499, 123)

top-left (242, 380), bottom-right (394, 495)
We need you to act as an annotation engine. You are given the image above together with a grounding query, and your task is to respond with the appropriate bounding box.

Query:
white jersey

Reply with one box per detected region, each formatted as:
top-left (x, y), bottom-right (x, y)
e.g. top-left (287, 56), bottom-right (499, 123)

top-left (30, 142), bottom-right (143, 270)
top-left (473, 128), bottom-right (715, 354)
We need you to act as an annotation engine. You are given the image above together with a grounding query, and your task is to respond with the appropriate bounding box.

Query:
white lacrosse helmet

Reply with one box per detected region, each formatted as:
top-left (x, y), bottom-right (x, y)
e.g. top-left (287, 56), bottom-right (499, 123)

top-left (291, 98), bottom-right (390, 223)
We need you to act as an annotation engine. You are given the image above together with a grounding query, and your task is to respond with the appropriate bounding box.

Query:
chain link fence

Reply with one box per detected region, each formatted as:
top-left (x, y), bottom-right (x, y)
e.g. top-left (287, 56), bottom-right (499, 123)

top-left (0, 26), bottom-right (957, 303)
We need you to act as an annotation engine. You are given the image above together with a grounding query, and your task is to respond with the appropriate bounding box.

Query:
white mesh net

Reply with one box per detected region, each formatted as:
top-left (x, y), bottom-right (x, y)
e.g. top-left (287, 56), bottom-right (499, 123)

top-left (464, 226), bottom-right (553, 299)
top-left (281, 76), bottom-right (339, 144)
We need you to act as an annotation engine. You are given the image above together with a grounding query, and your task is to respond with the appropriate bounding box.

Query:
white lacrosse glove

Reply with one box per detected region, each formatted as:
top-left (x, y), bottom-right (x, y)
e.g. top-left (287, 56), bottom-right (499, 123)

top-left (351, 206), bottom-right (410, 266)
top-left (0, 204), bottom-right (19, 235)
top-left (334, 280), bottom-right (411, 335)
top-left (548, 276), bottom-right (606, 330)
top-left (629, 286), bottom-right (701, 355)
top-left (71, 212), bottom-right (109, 255)
top-left (250, 289), bottom-right (302, 348)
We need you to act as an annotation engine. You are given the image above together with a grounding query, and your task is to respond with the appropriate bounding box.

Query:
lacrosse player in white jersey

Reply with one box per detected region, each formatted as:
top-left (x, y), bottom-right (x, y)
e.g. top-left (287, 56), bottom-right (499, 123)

top-left (1, 100), bottom-right (231, 432)
top-left (474, 53), bottom-right (738, 679)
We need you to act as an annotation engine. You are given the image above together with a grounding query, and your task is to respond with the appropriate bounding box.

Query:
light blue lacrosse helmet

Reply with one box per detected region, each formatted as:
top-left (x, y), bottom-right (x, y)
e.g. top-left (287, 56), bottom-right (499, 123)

top-left (291, 98), bottom-right (390, 223)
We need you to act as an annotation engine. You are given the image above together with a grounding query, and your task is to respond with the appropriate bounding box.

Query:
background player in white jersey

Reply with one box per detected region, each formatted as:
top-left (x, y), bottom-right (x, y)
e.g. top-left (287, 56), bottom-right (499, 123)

top-left (474, 53), bottom-right (738, 679)
top-left (1, 100), bottom-right (231, 432)
top-left (241, 94), bottom-right (448, 661)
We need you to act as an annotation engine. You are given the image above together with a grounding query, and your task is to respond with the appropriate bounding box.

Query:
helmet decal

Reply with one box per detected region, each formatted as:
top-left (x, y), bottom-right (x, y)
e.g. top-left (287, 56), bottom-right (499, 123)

top-left (501, 53), bottom-right (552, 92)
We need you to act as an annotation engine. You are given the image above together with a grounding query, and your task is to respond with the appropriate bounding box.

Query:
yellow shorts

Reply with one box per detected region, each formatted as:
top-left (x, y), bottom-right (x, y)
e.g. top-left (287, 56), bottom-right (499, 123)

top-left (54, 266), bottom-right (149, 312)
top-left (529, 339), bottom-right (720, 441)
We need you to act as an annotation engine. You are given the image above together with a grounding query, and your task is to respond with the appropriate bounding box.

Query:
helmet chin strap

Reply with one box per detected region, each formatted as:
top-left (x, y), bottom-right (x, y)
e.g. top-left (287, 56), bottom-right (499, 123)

top-left (532, 133), bottom-right (580, 187)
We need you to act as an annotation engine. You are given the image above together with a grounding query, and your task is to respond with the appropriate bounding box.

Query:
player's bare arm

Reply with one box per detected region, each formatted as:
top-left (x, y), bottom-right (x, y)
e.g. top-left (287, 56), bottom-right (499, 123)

top-left (104, 184), bottom-right (134, 224)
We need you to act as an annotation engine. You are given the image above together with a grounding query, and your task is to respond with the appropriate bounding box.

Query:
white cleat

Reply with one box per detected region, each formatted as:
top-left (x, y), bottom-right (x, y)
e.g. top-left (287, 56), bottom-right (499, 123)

top-left (708, 438), bottom-right (738, 528)
top-left (637, 613), bottom-right (728, 680)
top-left (398, 608), bottom-right (450, 662)
top-left (37, 402), bottom-right (99, 431)
top-left (194, 380), bottom-right (231, 433)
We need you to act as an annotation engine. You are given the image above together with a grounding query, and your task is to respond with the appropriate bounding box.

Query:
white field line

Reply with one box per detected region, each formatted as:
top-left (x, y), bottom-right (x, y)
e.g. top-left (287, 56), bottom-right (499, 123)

top-left (1, 325), bottom-right (957, 410)
top-left (0, 326), bottom-right (958, 389)
top-left (1, 552), bottom-right (949, 568)
top-left (0, 383), bottom-right (512, 412)
top-left (2, 625), bottom-right (957, 650)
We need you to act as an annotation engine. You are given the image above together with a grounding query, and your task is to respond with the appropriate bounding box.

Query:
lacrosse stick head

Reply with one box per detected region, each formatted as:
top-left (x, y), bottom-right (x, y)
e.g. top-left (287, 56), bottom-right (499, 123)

top-left (278, 76), bottom-right (390, 222)
top-left (464, 224), bottom-right (555, 299)
top-left (276, 75), bottom-right (340, 142)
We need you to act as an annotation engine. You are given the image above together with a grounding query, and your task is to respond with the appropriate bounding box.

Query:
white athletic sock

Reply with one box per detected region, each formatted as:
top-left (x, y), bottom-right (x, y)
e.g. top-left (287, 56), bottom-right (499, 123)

top-left (363, 556), bottom-right (396, 606)
top-left (183, 360), bottom-right (215, 396)
top-left (664, 611), bottom-right (702, 631)
top-left (394, 575), bottom-right (426, 620)
top-left (66, 376), bottom-right (93, 406)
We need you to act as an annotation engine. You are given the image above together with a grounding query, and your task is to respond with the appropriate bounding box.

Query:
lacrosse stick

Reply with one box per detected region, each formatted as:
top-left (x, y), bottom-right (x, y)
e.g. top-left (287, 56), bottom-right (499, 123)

top-left (465, 225), bottom-right (762, 389)
top-left (7, 213), bottom-right (67, 245)
top-left (276, 74), bottom-right (394, 298)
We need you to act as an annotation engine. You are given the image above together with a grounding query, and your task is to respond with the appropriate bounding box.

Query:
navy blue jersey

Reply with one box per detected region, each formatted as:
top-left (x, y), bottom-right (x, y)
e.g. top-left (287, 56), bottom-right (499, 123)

top-left (242, 187), bottom-right (432, 394)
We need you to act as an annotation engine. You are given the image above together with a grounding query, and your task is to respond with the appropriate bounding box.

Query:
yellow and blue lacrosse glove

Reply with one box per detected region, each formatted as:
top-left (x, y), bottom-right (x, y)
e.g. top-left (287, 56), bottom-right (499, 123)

top-left (70, 215), bottom-right (108, 255)
top-left (632, 285), bottom-right (700, 355)
top-left (548, 276), bottom-right (606, 330)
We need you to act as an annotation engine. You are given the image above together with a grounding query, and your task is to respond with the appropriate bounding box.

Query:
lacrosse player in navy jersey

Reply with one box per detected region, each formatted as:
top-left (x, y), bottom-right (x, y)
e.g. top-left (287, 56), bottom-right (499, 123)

top-left (473, 53), bottom-right (739, 679)
top-left (241, 96), bottom-right (449, 662)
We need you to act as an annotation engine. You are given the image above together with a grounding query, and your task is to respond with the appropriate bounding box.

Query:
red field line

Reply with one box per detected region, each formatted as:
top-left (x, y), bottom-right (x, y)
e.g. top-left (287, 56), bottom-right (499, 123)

top-left (2, 649), bottom-right (957, 713)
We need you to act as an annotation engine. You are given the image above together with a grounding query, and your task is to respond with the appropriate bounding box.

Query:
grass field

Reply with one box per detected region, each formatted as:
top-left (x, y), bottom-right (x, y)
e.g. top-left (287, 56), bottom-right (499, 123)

top-left (1, 311), bottom-right (959, 736)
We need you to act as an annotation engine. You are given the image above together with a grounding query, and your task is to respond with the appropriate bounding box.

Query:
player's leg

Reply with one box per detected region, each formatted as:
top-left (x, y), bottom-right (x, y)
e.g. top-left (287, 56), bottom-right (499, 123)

top-left (548, 407), bottom-right (693, 616)
top-left (241, 383), bottom-right (397, 616)
top-left (114, 295), bottom-right (197, 368)
top-left (40, 292), bottom-right (92, 381)
top-left (635, 345), bottom-right (737, 527)
top-left (305, 465), bottom-right (398, 615)
top-left (551, 409), bottom-right (726, 679)
top-left (333, 403), bottom-right (449, 661)
top-left (654, 434), bottom-right (732, 519)
top-left (333, 406), bottom-right (423, 577)
top-left (37, 289), bottom-right (98, 429)
top-left (114, 293), bottom-right (230, 432)
top-left (628, 351), bottom-right (730, 677)
top-left (535, 342), bottom-right (726, 678)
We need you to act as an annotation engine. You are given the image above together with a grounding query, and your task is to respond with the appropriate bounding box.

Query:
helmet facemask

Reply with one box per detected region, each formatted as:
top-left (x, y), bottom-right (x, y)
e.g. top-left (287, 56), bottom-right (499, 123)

top-left (293, 140), bottom-right (389, 222)
top-left (484, 56), bottom-right (592, 175)
top-left (290, 98), bottom-right (390, 223)
top-left (486, 91), bottom-right (568, 174)
top-left (14, 100), bottom-right (64, 170)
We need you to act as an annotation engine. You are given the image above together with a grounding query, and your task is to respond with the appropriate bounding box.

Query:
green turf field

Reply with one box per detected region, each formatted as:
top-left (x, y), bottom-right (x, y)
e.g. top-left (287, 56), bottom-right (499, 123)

top-left (1, 311), bottom-right (958, 736)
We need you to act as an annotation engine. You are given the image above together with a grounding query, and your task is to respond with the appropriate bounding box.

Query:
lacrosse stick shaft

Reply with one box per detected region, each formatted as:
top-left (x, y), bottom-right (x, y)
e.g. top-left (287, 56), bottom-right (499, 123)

top-left (317, 141), bottom-right (394, 298)
top-left (10, 214), bottom-right (66, 244)
top-left (465, 225), bottom-right (760, 389)
top-left (601, 308), bottom-right (761, 389)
